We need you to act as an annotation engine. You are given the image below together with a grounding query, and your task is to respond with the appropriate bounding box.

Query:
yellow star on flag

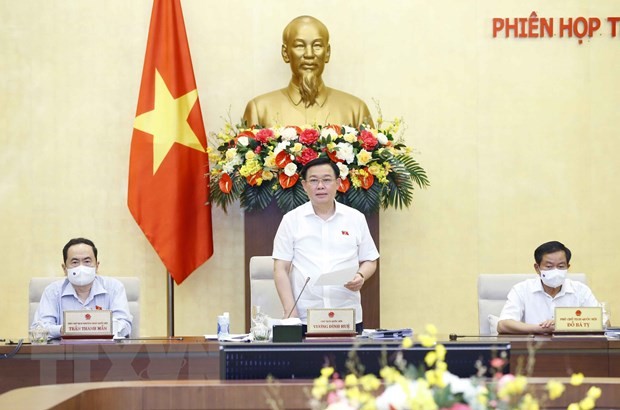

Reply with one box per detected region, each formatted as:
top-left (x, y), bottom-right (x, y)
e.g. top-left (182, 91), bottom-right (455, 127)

top-left (134, 69), bottom-right (205, 174)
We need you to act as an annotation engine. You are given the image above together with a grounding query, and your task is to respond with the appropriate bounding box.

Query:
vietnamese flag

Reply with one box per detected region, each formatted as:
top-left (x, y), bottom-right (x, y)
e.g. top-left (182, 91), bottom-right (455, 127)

top-left (128, 0), bottom-right (213, 285)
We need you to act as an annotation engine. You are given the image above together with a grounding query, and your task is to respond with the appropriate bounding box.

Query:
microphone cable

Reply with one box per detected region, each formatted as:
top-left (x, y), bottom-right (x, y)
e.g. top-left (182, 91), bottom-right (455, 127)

top-left (1, 338), bottom-right (23, 359)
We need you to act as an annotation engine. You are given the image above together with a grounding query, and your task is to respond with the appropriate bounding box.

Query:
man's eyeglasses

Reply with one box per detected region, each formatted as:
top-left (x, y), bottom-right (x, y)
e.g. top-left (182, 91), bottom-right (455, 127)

top-left (306, 178), bottom-right (336, 187)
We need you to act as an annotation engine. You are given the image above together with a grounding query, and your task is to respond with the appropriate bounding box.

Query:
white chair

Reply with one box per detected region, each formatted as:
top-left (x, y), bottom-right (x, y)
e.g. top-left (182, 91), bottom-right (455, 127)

top-left (477, 273), bottom-right (586, 336)
top-left (249, 256), bottom-right (283, 319)
top-left (29, 276), bottom-right (140, 338)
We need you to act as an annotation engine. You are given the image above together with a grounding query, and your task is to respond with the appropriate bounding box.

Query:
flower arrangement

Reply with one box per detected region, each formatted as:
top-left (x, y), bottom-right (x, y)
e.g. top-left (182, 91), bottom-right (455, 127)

top-left (310, 325), bottom-right (602, 410)
top-left (208, 116), bottom-right (429, 214)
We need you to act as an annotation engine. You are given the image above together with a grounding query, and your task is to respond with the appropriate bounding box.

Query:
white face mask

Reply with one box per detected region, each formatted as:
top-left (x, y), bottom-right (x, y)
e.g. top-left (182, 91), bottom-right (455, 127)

top-left (67, 265), bottom-right (97, 287)
top-left (539, 268), bottom-right (567, 288)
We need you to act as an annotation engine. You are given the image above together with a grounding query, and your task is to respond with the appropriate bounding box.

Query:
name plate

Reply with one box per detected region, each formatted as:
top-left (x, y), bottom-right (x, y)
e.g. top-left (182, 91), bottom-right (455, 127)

top-left (555, 307), bottom-right (603, 332)
top-left (63, 310), bottom-right (113, 339)
top-left (306, 308), bottom-right (356, 335)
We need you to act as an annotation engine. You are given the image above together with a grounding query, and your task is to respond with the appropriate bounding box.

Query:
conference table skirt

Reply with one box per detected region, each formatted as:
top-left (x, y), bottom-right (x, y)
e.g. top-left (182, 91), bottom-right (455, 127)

top-left (1, 335), bottom-right (619, 396)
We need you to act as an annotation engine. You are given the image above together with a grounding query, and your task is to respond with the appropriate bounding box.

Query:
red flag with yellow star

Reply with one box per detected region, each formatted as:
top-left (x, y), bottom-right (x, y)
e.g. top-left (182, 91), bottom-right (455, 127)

top-left (128, 0), bottom-right (213, 285)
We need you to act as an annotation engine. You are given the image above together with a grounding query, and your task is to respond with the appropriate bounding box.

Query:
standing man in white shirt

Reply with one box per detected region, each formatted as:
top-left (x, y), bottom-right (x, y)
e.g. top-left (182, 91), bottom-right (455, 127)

top-left (272, 157), bottom-right (379, 333)
top-left (33, 237), bottom-right (133, 339)
top-left (498, 240), bottom-right (601, 334)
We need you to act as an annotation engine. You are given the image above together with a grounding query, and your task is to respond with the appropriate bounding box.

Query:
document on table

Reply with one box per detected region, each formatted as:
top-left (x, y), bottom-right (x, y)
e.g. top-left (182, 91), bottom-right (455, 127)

top-left (315, 266), bottom-right (358, 286)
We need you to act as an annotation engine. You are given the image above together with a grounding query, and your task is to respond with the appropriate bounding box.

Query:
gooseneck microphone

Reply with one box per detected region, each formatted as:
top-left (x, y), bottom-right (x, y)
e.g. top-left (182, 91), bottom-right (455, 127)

top-left (287, 277), bottom-right (311, 319)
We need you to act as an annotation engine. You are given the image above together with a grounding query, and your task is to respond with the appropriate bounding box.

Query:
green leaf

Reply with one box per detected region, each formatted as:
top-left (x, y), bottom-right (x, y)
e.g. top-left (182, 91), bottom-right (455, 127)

top-left (209, 175), bottom-right (243, 213)
top-left (343, 183), bottom-right (382, 214)
top-left (240, 181), bottom-right (275, 211)
top-left (381, 160), bottom-right (414, 210)
top-left (274, 182), bottom-right (308, 213)
top-left (397, 154), bottom-right (430, 189)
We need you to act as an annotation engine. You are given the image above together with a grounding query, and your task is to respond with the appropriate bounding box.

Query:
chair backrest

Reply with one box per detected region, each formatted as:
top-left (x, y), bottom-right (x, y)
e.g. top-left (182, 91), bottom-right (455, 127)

top-left (249, 256), bottom-right (282, 320)
top-left (29, 276), bottom-right (140, 338)
top-left (477, 273), bottom-right (586, 336)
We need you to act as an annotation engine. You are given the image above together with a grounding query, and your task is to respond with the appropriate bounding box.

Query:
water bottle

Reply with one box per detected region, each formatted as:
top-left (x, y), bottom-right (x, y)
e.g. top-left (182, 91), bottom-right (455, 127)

top-left (217, 312), bottom-right (230, 341)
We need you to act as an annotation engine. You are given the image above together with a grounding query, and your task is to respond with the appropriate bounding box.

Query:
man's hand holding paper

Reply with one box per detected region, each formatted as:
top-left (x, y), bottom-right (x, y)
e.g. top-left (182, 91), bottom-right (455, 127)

top-left (315, 267), bottom-right (359, 287)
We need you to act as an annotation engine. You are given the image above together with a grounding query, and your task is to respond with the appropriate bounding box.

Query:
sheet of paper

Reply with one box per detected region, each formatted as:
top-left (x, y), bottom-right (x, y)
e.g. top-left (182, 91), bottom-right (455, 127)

top-left (315, 266), bottom-right (358, 286)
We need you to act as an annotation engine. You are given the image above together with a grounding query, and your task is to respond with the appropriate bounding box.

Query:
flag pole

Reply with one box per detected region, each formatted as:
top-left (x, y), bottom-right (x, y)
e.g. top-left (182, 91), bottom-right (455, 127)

top-left (167, 272), bottom-right (175, 337)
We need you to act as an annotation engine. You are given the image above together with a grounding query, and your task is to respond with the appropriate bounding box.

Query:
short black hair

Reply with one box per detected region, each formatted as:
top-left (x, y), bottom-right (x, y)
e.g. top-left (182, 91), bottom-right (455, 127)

top-left (300, 157), bottom-right (339, 180)
top-left (534, 241), bottom-right (571, 264)
top-left (63, 238), bottom-right (98, 263)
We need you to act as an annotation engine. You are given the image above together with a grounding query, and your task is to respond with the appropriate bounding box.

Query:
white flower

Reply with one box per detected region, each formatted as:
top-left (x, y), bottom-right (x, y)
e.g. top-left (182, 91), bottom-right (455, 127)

top-left (377, 132), bottom-right (388, 145)
top-left (284, 162), bottom-right (297, 177)
top-left (225, 147), bottom-right (238, 161)
top-left (274, 140), bottom-right (290, 155)
top-left (281, 127), bottom-right (298, 141)
top-left (336, 162), bottom-right (349, 179)
top-left (222, 163), bottom-right (235, 174)
top-left (343, 125), bottom-right (357, 135)
top-left (375, 380), bottom-right (417, 410)
top-left (237, 136), bottom-right (249, 146)
top-left (321, 127), bottom-right (337, 140)
top-left (335, 142), bottom-right (355, 163)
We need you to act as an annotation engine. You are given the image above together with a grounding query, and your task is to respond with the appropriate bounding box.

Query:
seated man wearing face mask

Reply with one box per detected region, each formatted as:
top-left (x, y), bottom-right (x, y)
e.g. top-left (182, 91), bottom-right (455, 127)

top-left (32, 237), bottom-right (132, 339)
top-left (497, 240), bottom-right (601, 334)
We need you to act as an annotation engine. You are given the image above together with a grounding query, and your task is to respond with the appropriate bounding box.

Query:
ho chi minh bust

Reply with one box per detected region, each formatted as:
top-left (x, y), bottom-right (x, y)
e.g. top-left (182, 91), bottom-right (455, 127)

top-left (243, 15), bottom-right (373, 128)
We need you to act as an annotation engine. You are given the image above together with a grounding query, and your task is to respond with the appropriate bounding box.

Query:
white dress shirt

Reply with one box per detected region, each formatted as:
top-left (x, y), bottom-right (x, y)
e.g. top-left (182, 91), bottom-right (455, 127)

top-left (33, 276), bottom-right (133, 339)
top-left (499, 278), bottom-right (599, 324)
top-left (273, 201), bottom-right (379, 323)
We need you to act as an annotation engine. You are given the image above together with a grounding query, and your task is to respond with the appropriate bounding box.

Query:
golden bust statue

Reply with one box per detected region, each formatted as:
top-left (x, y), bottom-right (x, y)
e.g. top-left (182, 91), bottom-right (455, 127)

top-left (243, 15), bottom-right (373, 128)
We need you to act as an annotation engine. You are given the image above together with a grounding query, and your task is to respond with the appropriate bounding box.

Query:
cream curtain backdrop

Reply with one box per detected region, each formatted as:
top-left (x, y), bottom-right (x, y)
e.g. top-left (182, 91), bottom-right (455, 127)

top-left (1, 0), bottom-right (619, 338)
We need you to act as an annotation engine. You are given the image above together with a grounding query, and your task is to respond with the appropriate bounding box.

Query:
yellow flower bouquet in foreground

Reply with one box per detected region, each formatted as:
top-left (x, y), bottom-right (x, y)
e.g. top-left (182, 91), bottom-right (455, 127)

top-left (310, 325), bottom-right (602, 410)
top-left (208, 118), bottom-right (429, 214)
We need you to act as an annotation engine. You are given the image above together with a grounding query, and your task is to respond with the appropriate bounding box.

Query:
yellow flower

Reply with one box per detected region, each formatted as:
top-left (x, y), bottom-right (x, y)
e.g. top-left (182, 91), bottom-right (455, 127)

top-left (379, 366), bottom-right (402, 384)
top-left (418, 333), bottom-right (436, 348)
top-left (545, 380), bottom-right (565, 400)
top-left (321, 367), bottom-right (335, 378)
top-left (401, 336), bottom-right (413, 349)
top-left (519, 393), bottom-right (539, 410)
top-left (425, 324), bottom-right (438, 335)
top-left (245, 151), bottom-right (256, 160)
top-left (291, 142), bottom-right (303, 153)
top-left (435, 344), bottom-right (446, 362)
top-left (567, 404), bottom-right (580, 410)
top-left (579, 397), bottom-right (595, 410)
top-left (225, 148), bottom-right (238, 161)
top-left (356, 149), bottom-right (372, 166)
top-left (586, 386), bottom-right (601, 399)
top-left (424, 351), bottom-right (437, 367)
top-left (344, 373), bottom-right (358, 387)
top-left (344, 133), bottom-right (357, 143)
top-left (570, 373), bottom-right (584, 386)
top-left (359, 374), bottom-right (381, 392)
top-left (345, 385), bottom-right (361, 402)
top-left (261, 170), bottom-right (274, 181)
top-left (263, 152), bottom-right (276, 168)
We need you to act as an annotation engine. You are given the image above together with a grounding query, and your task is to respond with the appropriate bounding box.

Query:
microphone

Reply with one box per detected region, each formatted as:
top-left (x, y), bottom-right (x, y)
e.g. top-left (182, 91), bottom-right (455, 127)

top-left (287, 277), bottom-right (311, 319)
top-left (449, 333), bottom-right (497, 341)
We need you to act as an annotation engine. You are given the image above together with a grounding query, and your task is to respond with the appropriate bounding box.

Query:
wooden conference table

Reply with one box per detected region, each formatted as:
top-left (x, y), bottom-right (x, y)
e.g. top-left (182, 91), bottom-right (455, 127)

top-left (1, 335), bottom-right (619, 396)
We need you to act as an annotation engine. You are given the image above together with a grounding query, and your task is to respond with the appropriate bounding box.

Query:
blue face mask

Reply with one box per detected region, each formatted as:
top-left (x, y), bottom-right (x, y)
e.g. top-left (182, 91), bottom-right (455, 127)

top-left (540, 268), bottom-right (567, 288)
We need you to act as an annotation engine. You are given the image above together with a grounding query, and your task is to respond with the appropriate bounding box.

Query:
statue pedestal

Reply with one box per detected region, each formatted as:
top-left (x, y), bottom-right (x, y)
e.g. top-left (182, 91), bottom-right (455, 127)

top-left (244, 202), bottom-right (380, 331)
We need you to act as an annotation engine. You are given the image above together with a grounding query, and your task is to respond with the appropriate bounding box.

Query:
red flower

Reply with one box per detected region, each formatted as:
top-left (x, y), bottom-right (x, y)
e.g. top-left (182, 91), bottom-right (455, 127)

top-left (358, 130), bottom-right (378, 151)
top-left (255, 128), bottom-right (274, 143)
top-left (359, 170), bottom-right (374, 190)
top-left (327, 149), bottom-right (344, 163)
top-left (275, 150), bottom-right (293, 168)
top-left (236, 130), bottom-right (255, 142)
top-left (298, 147), bottom-right (318, 165)
top-left (337, 177), bottom-right (350, 193)
top-left (254, 146), bottom-right (262, 154)
top-left (246, 172), bottom-right (261, 186)
top-left (278, 172), bottom-right (299, 189)
top-left (299, 128), bottom-right (320, 145)
top-left (219, 173), bottom-right (233, 194)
